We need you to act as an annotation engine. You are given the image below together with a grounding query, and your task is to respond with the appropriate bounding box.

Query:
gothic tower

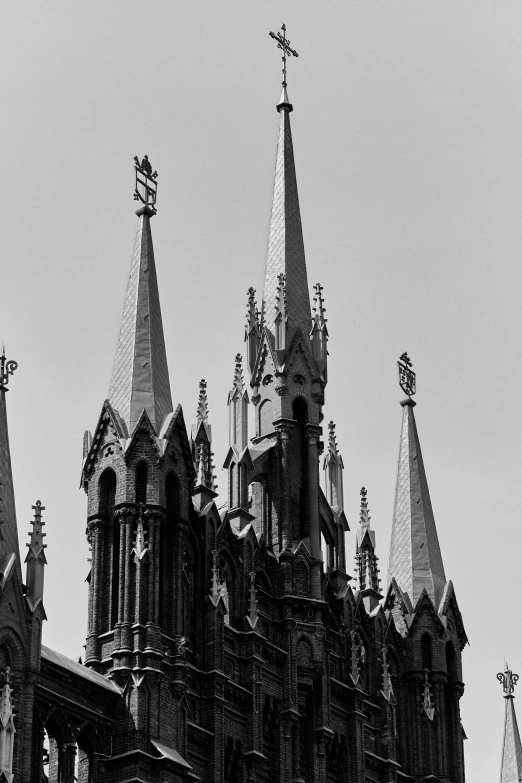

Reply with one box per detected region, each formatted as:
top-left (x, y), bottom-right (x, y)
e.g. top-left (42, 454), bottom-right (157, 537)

top-left (384, 354), bottom-right (467, 780)
top-left (81, 160), bottom-right (201, 780)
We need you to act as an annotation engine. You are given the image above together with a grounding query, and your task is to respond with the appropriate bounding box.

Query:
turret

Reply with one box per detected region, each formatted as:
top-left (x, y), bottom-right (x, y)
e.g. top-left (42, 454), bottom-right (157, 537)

top-left (323, 421), bottom-right (344, 510)
top-left (228, 354), bottom-right (249, 452)
top-left (355, 487), bottom-right (381, 613)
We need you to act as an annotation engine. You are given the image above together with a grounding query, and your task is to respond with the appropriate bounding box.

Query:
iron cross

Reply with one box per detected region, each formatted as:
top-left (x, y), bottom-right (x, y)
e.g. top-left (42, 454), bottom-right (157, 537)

top-left (269, 24), bottom-right (299, 88)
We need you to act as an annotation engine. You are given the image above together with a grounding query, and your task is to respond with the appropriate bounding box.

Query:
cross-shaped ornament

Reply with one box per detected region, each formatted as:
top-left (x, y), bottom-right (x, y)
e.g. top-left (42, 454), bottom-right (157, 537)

top-left (269, 24), bottom-right (298, 88)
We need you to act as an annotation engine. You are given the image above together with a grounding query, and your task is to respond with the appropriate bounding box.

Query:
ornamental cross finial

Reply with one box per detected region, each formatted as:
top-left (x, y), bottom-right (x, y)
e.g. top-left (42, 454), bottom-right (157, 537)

top-left (398, 352), bottom-right (416, 397)
top-left (498, 665), bottom-right (519, 698)
top-left (269, 23), bottom-right (298, 89)
top-left (0, 349), bottom-right (18, 392)
top-left (134, 154), bottom-right (158, 214)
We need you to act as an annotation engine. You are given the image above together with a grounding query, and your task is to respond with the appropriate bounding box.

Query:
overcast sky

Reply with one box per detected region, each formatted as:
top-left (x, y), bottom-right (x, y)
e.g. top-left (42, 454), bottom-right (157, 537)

top-left (3, 1), bottom-right (522, 778)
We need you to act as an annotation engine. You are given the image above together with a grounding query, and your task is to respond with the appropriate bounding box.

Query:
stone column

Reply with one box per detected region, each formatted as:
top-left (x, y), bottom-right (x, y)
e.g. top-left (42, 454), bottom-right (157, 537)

top-left (85, 518), bottom-right (102, 663)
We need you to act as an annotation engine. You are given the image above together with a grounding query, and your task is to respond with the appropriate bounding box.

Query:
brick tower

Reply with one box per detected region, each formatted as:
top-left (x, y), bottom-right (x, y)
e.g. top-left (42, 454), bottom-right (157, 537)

top-left (81, 159), bottom-right (200, 779)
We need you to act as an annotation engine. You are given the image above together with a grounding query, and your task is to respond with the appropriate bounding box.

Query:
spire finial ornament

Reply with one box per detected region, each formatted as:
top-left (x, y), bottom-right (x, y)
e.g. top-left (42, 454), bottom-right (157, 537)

top-left (0, 350), bottom-right (17, 392)
top-left (232, 354), bottom-right (244, 394)
top-left (196, 380), bottom-right (209, 424)
top-left (398, 352), bottom-right (416, 398)
top-left (269, 23), bottom-right (298, 90)
top-left (360, 487), bottom-right (371, 529)
top-left (134, 154), bottom-right (158, 216)
top-left (498, 665), bottom-right (519, 699)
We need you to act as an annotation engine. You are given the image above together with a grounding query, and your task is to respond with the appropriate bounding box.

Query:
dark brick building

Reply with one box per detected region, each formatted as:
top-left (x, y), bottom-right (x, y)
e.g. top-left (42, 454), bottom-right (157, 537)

top-left (0, 78), bottom-right (467, 782)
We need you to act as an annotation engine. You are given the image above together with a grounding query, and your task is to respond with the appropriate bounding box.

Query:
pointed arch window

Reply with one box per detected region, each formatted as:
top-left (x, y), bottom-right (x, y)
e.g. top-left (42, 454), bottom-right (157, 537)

top-left (421, 634), bottom-right (432, 671)
top-left (135, 462), bottom-right (148, 506)
top-left (99, 469), bottom-right (118, 630)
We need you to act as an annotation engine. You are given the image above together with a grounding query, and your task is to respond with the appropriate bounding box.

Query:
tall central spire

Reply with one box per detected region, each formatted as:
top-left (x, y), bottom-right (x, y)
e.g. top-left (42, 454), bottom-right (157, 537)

top-left (108, 157), bottom-right (173, 435)
top-left (264, 26), bottom-right (311, 338)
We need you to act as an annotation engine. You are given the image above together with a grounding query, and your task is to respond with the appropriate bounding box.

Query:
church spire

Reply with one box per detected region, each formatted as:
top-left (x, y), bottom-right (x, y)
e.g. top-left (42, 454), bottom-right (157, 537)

top-left (386, 354), bottom-right (446, 609)
top-left (0, 350), bottom-right (21, 582)
top-left (108, 156), bottom-right (173, 435)
top-left (263, 25), bottom-right (311, 339)
top-left (497, 665), bottom-right (522, 782)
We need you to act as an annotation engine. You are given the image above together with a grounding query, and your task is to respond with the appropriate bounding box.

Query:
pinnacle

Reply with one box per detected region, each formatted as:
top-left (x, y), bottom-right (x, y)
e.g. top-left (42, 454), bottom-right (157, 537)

top-left (108, 212), bottom-right (173, 435)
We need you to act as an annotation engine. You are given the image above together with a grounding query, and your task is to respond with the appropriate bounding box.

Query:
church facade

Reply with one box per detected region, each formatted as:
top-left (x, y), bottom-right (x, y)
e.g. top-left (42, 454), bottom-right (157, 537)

top-left (0, 72), bottom-right (467, 783)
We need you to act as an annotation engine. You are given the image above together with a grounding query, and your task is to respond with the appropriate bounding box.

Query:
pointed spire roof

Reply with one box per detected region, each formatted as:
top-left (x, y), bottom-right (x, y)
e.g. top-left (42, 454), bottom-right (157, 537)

top-left (498, 666), bottom-right (522, 782)
top-left (108, 202), bottom-right (173, 435)
top-left (0, 351), bottom-right (21, 580)
top-left (387, 357), bottom-right (446, 608)
top-left (263, 93), bottom-right (311, 337)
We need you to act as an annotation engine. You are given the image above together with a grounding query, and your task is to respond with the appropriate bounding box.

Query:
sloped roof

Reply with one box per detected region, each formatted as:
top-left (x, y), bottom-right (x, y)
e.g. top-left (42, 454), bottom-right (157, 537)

top-left (41, 645), bottom-right (120, 694)
top-left (500, 696), bottom-right (522, 782)
top-left (108, 212), bottom-right (173, 435)
top-left (386, 399), bottom-right (446, 608)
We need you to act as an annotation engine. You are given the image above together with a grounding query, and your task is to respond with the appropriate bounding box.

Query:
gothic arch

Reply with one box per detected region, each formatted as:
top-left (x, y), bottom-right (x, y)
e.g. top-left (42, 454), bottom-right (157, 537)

top-left (135, 460), bottom-right (148, 505)
top-left (421, 633), bottom-right (433, 671)
top-left (98, 467), bottom-right (116, 514)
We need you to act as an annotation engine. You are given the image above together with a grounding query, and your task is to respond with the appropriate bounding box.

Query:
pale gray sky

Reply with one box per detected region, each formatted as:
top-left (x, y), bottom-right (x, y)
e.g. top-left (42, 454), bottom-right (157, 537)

top-left (3, 1), bottom-right (521, 778)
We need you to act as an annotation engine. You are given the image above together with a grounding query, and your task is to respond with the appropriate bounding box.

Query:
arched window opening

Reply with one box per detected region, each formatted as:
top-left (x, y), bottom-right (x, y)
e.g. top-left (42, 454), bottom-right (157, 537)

top-left (258, 399), bottom-right (273, 437)
top-left (99, 469), bottom-right (117, 631)
top-left (229, 463), bottom-right (236, 508)
top-left (183, 547), bottom-right (196, 651)
top-left (291, 398), bottom-right (309, 541)
top-left (44, 716), bottom-right (69, 783)
top-left (0, 645), bottom-right (11, 672)
top-left (320, 525), bottom-right (334, 572)
top-left (446, 642), bottom-right (457, 681)
top-left (161, 473), bottom-right (178, 636)
top-left (76, 727), bottom-right (96, 783)
top-left (421, 634), bottom-right (432, 671)
top-left (135, 462), bottom-right (148, 506)
top-left (98, 468), bottom-right (116, 514)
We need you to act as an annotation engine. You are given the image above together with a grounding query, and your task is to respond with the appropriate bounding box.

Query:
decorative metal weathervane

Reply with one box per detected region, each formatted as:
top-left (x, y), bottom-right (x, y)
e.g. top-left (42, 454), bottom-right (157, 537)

top-left (498, 664), bottom-right (519, 698)
top-left (269, 24), bottom-right (298, 89)
top-left (133, 155), bottom-right (158, 215)
top-left (397, 352), bottom-right (416, 398)
top-left (0, 348), bottom-right (17, 392)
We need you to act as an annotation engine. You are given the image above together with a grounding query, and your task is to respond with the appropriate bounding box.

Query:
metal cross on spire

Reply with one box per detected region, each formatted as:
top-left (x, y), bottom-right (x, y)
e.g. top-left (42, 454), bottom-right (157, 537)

top-left (397, 352), bottom-right (416, 398)
top-left (269, 24), bottom-right (299, 88)
top-left (134, 154), bottom-right (158, 215)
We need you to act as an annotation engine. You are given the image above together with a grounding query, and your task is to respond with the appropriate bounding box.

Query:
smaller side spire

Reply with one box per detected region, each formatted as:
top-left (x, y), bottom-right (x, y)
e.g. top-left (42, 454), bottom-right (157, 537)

top-left (311, 283), bottom-right (328, 378)
top-left (25, 500), bottom-right (47, 610)
top-left (228, 354), bottom-right (249, 452)
top-left (191, 380), bottom-right (217, 504)
top-left (323, 421), bottom-right (344, 510)
top-left (386, 355), bottom-right (446, 608)
top-left (497, 665), bottom-right (522, 782)
top-left (355, 488), bottom-right (381, 613)
top-left (245, 288), bottom-right (261, 376)
top-left (0, 667), bottom-right (15, 780)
